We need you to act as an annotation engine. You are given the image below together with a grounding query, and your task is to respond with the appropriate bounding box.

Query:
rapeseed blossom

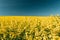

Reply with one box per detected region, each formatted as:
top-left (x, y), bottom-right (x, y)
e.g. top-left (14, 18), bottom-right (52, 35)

top-left (0, 16), bottom-right (60, 40)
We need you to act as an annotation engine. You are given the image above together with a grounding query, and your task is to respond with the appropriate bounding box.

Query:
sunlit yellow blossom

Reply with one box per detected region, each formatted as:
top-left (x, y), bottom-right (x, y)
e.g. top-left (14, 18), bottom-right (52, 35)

top-left (0, 16), bottom-right (60, 40)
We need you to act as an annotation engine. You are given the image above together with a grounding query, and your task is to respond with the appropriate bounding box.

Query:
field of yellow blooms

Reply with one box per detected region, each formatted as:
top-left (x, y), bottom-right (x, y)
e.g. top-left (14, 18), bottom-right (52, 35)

top-left (0, 16), bottom-right (60, 40)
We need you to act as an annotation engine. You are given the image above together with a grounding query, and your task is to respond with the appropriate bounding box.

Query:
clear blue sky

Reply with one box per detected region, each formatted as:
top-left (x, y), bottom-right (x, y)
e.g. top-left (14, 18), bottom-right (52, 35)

top-left (0, 0), bottom-right (60, 16)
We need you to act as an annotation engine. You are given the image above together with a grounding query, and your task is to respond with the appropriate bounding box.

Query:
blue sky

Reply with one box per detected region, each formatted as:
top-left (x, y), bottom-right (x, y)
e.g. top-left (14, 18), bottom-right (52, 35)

top-left (0, 0), bottom-right (60, 16)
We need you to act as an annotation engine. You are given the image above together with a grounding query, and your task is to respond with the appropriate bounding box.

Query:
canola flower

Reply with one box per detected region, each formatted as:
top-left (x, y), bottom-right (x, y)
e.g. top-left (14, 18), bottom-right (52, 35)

top-left (0, 16), bottom-right (60, 40)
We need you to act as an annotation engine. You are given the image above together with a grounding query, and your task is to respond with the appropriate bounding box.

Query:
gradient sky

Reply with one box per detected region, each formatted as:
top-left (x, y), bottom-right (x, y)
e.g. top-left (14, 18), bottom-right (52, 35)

top-left (0, 0), bottom-right (60, 16)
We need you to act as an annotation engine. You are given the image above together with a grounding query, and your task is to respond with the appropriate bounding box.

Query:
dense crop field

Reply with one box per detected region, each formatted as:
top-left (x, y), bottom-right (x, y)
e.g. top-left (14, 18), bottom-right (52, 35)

top-left (0, 16), bottom-right (60, 40)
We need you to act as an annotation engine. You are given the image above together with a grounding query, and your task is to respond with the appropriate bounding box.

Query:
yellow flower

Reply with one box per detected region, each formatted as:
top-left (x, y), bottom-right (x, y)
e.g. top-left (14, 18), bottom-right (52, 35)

top-left (0, 16), bottom-right (60, 40)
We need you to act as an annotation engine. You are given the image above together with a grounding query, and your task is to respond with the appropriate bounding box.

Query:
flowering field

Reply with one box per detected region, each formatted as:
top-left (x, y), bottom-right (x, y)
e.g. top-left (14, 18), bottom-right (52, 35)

top-left (0, 16), bottom-right (60, 40)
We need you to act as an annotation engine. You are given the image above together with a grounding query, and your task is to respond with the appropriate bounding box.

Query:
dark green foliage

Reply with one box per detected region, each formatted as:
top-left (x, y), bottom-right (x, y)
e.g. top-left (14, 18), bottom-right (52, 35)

top-left (0, 34), bottom-right (3, 38)
top-left (56, 32), bottom-right (60, 37)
